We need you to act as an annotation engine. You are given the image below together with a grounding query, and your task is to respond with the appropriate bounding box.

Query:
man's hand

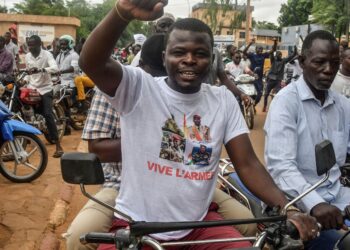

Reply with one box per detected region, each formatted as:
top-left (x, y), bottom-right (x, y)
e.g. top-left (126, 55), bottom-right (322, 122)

top-left (310, 203), bottom-right (346, 230)
top-left (287, 211), bottom-right (319, 241)
top-left (28, 67), bottom-right (40, 75)
top-left (240, 93), bottom-right (252, 106)
top-left (117, 0), bottom-right (168, 21)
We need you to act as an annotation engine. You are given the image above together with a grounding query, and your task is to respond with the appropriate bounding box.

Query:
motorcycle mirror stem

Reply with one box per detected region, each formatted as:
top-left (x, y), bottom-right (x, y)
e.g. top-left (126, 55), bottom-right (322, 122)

top-left (281, 140), bottom-right (336, 215)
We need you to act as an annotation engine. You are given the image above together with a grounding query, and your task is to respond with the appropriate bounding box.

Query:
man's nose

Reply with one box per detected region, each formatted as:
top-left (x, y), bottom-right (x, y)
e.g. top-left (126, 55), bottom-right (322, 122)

top-left (183, 53), bottom-right (196, 64)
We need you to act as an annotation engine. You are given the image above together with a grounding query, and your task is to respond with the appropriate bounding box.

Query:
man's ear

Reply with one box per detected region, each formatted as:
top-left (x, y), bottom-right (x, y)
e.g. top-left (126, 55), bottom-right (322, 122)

top-left (298, 54), bottom-right (305, 69)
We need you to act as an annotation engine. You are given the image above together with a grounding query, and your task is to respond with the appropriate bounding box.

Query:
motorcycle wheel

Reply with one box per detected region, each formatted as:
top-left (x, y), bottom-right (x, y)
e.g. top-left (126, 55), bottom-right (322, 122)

top-left (70, 101), bottom-right (89, 130)
top-left (0, 131), bottom-right (48, 183)
top-left (44, 104), bottom-right (66, 144)
top-left (245, 105), bottom-right (254, 130)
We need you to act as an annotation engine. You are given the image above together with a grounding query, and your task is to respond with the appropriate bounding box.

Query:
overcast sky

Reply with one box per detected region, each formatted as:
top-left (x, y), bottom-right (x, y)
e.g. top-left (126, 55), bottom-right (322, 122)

top-left (4, 0), bottom-right (287, 24)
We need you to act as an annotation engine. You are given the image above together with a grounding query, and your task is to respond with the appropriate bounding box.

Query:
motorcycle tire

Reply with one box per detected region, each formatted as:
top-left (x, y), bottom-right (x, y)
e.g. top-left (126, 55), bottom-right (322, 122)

top-left (0, 131), bottom-right (48, 183)
top-left (44, 104), bottom-right (66, 144)
top-left (70, 100), bottom-right (90, 130)
top-left (245, 105), bottom-right (254, 130)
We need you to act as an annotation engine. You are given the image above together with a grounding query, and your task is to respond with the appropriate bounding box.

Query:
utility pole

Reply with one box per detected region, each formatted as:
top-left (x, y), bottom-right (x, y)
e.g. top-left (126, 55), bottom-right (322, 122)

top-left (245, 0), bottom-right (251, 44)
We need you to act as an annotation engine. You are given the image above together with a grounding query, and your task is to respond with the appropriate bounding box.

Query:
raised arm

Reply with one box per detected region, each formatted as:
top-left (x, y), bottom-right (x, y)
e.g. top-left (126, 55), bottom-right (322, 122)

top-left (242, 38), bottom-right (254, 55)
top-left (79, 0), bottom-right (166, 96)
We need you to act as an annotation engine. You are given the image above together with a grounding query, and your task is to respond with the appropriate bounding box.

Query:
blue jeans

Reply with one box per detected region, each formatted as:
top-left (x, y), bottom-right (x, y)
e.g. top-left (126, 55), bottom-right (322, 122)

top-left (305, 230), bottom-right (341, 250)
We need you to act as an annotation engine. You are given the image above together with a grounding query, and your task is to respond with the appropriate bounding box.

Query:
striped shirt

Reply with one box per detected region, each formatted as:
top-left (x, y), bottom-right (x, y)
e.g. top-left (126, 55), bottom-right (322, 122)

top-left (82, 90), bottom-right (121, 190)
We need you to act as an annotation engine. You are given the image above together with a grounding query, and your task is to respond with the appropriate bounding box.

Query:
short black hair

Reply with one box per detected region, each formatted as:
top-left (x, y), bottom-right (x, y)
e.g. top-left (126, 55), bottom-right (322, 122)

top-left (301, 30), bottom-right (337, 56)
top-left (165, 18), bottom-right (214, 48)
top-left (140, 34), bottom-right (166, 73)
top-left (4, 32), bottom-right (11, 36)
top-left (0, 36), bottom-right (5, 43)
top-left (28, 35), bottom-right (42, 45)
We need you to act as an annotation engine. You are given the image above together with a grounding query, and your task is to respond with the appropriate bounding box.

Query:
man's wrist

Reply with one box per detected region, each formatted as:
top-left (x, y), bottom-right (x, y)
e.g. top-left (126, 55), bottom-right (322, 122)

top-left (115, 1), bottom-right (133, 23)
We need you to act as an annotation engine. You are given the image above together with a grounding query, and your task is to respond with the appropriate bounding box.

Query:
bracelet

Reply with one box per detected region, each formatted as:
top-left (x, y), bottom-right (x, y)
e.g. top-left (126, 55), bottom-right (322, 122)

top-left (115, 1), bottom-right (132, 23)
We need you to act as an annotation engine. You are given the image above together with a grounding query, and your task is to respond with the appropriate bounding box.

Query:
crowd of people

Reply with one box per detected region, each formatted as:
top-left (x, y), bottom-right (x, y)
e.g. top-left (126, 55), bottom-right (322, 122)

top-left (1, 1), bottom-right (350, 249)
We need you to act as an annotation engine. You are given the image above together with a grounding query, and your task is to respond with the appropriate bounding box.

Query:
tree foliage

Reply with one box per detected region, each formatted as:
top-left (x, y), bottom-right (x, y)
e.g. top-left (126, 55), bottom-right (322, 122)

top-left (254, 21), bottom-right (279, 31)
top-left (202, 0), bottom-right (244, 33)
top-left (11, 0), bottom-right (151, 47)
top-left (0, 5), bottom-right (8, 13)
top-left (277, 0), bottom-right (313, 28)
top-left (312, 0), bottom-right (350, 36)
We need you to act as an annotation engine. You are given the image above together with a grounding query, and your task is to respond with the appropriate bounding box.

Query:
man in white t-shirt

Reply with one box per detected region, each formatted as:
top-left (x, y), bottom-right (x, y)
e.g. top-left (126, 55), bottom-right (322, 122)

top-left (225, 50), bottom-right (254, 79)
top-left (79, 1), bottom-right (318, 248)
top-left (331, 48), bottom-right (350, 97)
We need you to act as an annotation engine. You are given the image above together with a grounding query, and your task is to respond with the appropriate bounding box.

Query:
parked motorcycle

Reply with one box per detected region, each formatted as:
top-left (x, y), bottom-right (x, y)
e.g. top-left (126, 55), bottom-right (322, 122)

top-left (0, 99), bottom-right (48, 182)
top-left (53, 79), bottom-right (94, 130)
top-left (0, 70), bottom-right (66, 144)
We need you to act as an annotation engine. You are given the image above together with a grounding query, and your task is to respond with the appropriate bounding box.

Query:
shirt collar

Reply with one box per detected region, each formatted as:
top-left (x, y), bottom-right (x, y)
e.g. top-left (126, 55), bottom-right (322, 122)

top-left (296, 75), bottom-right (335, 108)
top-left (29, 49), bottom-right (44, 60)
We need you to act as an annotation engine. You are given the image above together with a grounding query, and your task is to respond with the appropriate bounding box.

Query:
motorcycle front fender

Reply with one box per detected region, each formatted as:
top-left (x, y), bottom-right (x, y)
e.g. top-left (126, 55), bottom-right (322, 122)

top-left (1, 119), bottom-right (42, 141)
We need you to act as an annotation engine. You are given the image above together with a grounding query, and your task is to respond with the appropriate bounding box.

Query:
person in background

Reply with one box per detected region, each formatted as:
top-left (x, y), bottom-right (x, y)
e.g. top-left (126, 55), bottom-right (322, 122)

top-left (56, 35), bottom-right (80, 134)
top-left (243, 38), bottom-right (274, 105)
top-left (0, 36), bottom-right (14, 82)
top-left (4, 31), bottom-right (19, 70)
top-left (262, 45), bottom-right (297, 112)
top-left (331, 47), bottom-right (350, 97)
top-left (25, 35), bottom-right (63, 158)
top-left (130, 12), bottom-right (176, 67)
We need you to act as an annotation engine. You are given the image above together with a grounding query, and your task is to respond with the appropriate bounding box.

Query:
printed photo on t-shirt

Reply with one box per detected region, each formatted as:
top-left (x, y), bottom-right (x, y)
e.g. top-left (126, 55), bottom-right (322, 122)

top-left (159, 114), bottom-right (212, 167)
top-left (159, 116), bottom-right (186, 163)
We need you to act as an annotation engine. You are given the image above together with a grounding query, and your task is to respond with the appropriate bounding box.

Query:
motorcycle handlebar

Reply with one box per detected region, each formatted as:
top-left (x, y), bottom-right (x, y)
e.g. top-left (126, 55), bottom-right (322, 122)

top-left (80, 233), bottom-right (116, 244)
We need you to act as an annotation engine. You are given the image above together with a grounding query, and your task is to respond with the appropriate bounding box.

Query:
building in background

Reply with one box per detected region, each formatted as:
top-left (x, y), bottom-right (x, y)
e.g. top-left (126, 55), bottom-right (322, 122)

top-left (0, 13), bottom-right (80, 47)
top-left (191, 2), bottom-right (253, 47)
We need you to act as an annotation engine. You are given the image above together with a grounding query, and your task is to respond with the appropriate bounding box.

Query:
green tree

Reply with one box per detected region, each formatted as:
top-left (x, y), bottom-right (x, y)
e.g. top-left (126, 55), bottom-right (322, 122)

top-left (202, 0), bottom-right (243, 33)
top-left (14, 0), bottom-right (68, 16)
top-left (0, 5), bottom-right (7, 13)
top-left (254, 21), bottom-right (279, 31)
top-left (277, 0), bottom-right (313, 28)
top-left (312, 0), bottom-right (349, 37)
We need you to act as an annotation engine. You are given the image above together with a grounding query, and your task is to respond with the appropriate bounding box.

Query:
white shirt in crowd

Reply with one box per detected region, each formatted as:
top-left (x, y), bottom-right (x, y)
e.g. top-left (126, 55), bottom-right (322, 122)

top-left (331, 70), bottom-right (350, 97)
top-left (25, 49), bottom-right (59, 95)
top-left (56, 49), bottom-right (79, 87)
top-left (106, 65), bottom-right (248, 240)
top-left (225, 62), bottom-right (250, 79)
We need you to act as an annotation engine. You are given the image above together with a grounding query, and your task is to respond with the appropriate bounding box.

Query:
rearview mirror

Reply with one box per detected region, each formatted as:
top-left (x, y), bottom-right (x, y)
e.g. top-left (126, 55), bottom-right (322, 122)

top-left (315, 140), bottom-right (336, 176)
top-left (61, 152), bottom-right (105, 185)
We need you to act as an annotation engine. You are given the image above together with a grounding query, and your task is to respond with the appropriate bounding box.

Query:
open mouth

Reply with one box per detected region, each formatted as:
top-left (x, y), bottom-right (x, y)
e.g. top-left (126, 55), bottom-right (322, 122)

top-left (179, 71), bottom-right (198, 81)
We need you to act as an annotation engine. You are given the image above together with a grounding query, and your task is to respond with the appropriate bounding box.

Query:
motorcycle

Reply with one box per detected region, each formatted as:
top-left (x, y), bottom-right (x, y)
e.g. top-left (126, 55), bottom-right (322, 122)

top-left (234, 74), bottom-right (257, 130)
top-left (0, 70), bottom-right (66, 144)
top-left (0, 99), bottom-right (48, 183)
top-left (60, 140), bottom-right (350, 249)
top-left (53, 77), bottom-right (94, 130)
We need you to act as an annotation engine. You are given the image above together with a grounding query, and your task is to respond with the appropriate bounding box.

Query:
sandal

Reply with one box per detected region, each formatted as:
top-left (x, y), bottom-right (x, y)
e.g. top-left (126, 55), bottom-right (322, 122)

top-left (53, 150), bottom-right (64, 158)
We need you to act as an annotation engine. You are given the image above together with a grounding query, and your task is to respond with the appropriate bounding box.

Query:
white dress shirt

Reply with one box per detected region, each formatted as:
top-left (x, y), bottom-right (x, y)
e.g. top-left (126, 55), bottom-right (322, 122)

top-left (56, 49), bottom-right (79, 87)
top-left (264, 76), bottom-right (350, 212)
top-left (25, 49), bottom-right (59, 95)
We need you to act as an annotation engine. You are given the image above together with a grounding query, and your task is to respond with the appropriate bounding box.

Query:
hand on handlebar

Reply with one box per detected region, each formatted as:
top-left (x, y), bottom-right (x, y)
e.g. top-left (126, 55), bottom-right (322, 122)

top-left (310, 202), bottom-right (346, 230)
top-left (240, 93), bottom-right (252, 106)
top-left (287, 211), bottom-right (319, 242)
top-left (28, 67), bottom-right (46, 74)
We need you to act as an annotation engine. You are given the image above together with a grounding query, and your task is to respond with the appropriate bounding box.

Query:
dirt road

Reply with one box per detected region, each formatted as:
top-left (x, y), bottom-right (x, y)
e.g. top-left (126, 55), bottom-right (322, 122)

top-left (0, 109), bottom-right (267, 250)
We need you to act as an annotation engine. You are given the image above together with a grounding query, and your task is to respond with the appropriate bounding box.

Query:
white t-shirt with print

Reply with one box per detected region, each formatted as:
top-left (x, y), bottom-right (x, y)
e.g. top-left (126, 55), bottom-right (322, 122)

top-left (107, 66), bottom-right (248, 240)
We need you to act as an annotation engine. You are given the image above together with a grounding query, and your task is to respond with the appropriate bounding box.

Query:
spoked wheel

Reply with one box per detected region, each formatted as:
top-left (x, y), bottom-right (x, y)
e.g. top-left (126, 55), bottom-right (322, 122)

top-left (44, 104), bottom-right (66, 144)
top-left (244, 104), bottom-right (255, 130)
top-left (0, 132), bottom-right (48, 183)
